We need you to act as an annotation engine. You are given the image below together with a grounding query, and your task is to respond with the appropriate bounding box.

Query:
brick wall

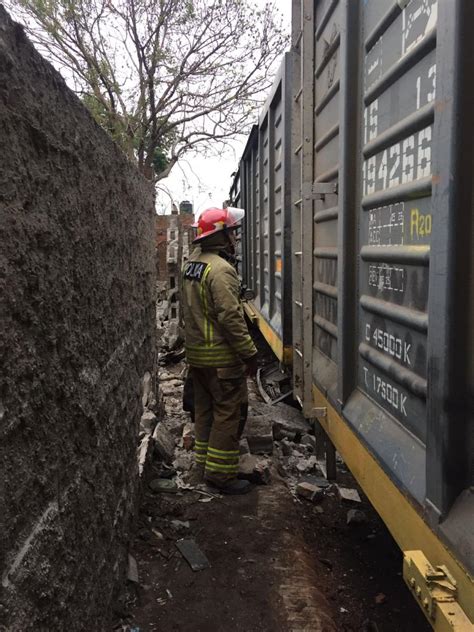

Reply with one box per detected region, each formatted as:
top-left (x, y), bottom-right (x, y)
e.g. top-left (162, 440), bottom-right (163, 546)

top-left (155, 213), bottom-right (194, 282)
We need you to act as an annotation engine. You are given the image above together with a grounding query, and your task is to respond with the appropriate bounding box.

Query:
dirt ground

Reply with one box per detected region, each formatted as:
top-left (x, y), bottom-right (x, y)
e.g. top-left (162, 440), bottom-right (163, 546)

top-left (121, 465), bottom-right (430, 631)
top-left (115, 361), bottom-right (431, 632)
top-left (115, 328), bottom-right (431, 632)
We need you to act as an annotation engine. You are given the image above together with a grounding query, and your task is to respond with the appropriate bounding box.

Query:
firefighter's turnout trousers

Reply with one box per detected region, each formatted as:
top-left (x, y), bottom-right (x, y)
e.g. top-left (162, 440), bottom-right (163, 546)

top-left (182, 243), bottom-right (257, 483)
top-left (191, 366), bottom-right (247, 482)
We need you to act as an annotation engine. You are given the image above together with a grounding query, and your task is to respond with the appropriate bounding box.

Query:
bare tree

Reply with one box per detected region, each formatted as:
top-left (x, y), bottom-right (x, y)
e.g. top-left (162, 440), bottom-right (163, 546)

top-left (9, 0), bottom-right (287, 181)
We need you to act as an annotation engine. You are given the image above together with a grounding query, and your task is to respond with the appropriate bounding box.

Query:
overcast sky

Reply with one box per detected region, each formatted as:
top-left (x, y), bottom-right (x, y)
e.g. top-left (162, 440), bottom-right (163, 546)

top-left (159, 0), bottom-right (292, 216)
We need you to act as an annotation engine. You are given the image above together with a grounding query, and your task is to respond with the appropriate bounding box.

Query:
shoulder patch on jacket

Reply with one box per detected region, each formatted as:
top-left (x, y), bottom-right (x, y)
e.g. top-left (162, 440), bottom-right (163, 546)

top-left (183, 261), bottom-right (209, 282)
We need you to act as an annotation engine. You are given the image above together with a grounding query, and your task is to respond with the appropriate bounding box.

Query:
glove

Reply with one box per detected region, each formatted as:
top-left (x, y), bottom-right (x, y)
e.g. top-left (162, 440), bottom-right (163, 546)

top-left (244, 354), bottom-right (258, 377)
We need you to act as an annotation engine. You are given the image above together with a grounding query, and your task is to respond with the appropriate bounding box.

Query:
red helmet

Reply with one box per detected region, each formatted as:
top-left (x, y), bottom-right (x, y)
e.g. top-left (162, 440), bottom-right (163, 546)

top-left (192, 207), bottom-right (245, 243)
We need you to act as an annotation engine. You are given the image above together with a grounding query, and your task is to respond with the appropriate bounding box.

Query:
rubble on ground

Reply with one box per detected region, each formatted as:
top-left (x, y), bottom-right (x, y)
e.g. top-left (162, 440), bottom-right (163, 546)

top-left (149, 479), bottom-right (179, 493)
top-left (127, 555), bottom-right (139, 584)
top-left (124, 325), bottom-right (430, 632)
top-left (245, 413), bottom-right (274, 454)
top-left (175, 538), bottom-right (210, 571)
top-left (296, 481), bottom-right (324, 502)
top-left (337, 486), bottom-right (362, 504)
top-left (132, 321), bottom-right (369, 605)
top-left (152, 424), bottom-right (176, 464)
top-left (238, 454), bottom-right (272, 485)
top-left (141, 410), bottom-right (158, 434)
top-left (137, 343), bottom-right (358, 513)
top-left (181, 423), bottom-right (194, 451)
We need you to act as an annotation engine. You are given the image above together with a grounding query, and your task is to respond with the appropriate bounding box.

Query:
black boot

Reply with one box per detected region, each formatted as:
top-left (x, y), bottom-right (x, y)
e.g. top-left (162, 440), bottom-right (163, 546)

top-left (205, 477), bottom-right (253, 495)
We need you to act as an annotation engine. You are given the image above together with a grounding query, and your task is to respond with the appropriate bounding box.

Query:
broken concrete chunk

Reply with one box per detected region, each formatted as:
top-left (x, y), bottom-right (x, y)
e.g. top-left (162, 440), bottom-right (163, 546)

top-left (246, 435), bottom-right (273, 455)
top-left (295, 455), bottom-right (318, 473)
top-left (137, 435), bottom-right (154, 478)
top-left (182, 422), bottom-right (194, 451)
top-left (142, 371), bottom-right (152, 409)
top-left (254, 461), bottom-right (271, 485)
top-left (147, 390), bottom-right (158, 414)
top-left (280, 439), bottom-right (293, 457)
top-left (238, 454), bottom-right (258, 474)
top-left (172, 452), bottom-right (194, 472)
top-left (346, 509), bottom-right (367, 525)
top-left (161, 381), bottom-right (183, 397)
top-left (153, 423), bottom-right (176, 463)
top-left (238, 454), bottom-right (271, 485)
top-left (338, 486), bottom-right (362, 503)
top-left (273, 423), bottom-right (297, 442)
top-left (245, 414), bottom-right (273, 454)
top-left (149, 478), bottom-right (178, 493)
top-left (171, 519), bottom-right (190, 530)
top-left (273, 402), bottom-right (311, 433)
top-left (165, 414), bottom-right (186, 438)
top-left (300, 434), bottom-right (317, 451)
top-left (167, 322), bottom-right (181, 350)
top-left (296, 482), bottom-right (324, 503)
top-left (175, 538), bottom-right (210, 571)
top-left (300, 475), bottom-right (330, 489)
top-left (248, 400), bottom-right (309, 441)
top-left (159, 371), bottom-right (176, 381)
top-left (127, 554), bottom-right (139, 583)
top-left (248, 400), bottom-right (273, 416)
top-left (141, 410), bottom-right (158, 434)
top-left (164, 398), bottom-right (184, 419)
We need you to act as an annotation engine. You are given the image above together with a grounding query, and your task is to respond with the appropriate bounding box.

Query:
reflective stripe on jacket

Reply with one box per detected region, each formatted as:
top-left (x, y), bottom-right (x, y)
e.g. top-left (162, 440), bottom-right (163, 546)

top-left (182, 246), bottom-right (257, 367)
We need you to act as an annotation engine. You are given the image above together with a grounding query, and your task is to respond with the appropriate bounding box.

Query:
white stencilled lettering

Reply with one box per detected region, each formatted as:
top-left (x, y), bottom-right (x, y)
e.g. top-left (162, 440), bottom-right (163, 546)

top-left (364, 127), bottom-right (432, 196)
top-left (370, 371), bottom-right (408, 417)
top-left (368, 264), bottom-right (406, 294)
top-left (365, 323), bottom-right (412, 366)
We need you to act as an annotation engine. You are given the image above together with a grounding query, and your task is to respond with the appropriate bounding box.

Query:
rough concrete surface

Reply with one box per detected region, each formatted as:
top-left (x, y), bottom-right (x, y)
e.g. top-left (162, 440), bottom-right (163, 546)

top-left (0, 6), bottom-right (155, 630)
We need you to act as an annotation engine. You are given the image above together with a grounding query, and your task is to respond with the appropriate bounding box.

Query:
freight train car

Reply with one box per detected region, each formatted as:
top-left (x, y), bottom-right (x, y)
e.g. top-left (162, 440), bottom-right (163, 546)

top-left (234, 0), bottom-right (474, 628)
top-left (231, 53), bottom-right (294, 364)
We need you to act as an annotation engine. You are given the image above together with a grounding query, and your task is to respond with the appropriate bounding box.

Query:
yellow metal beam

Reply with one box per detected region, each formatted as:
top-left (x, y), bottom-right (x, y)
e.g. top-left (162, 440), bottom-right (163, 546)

top-left (243, 302), bottom-right (292, 365)
top-left (403, 551), bottom-right (473, 630)
top-left (312, 385), bottom-right (474, 629)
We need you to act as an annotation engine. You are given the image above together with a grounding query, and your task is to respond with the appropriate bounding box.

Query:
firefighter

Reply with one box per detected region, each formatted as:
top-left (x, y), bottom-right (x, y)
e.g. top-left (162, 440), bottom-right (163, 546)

top-left (182, 207), bottom-right (258, 495)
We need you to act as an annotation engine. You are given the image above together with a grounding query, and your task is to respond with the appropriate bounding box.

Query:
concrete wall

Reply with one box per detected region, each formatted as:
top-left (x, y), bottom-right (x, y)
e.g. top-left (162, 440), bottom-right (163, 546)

top-left (0, 7), bottom-right (155, 630)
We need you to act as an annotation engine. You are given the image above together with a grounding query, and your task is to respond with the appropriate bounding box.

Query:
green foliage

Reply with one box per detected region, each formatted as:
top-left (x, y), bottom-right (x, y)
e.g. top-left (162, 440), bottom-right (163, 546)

top-left (152, 147), bottom-right (170, 176)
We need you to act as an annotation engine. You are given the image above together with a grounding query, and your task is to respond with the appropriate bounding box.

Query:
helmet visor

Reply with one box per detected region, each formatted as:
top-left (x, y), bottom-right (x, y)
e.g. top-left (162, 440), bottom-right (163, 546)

top-left (226, 207), bottom-right (245, 227)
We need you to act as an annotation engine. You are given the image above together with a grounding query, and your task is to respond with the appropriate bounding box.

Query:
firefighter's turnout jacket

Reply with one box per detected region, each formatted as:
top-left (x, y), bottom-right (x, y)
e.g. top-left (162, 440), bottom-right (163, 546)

top-left (182, 241), bottom-right (257, 484)
top-left (182, 245), bottom-right (257, 367)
